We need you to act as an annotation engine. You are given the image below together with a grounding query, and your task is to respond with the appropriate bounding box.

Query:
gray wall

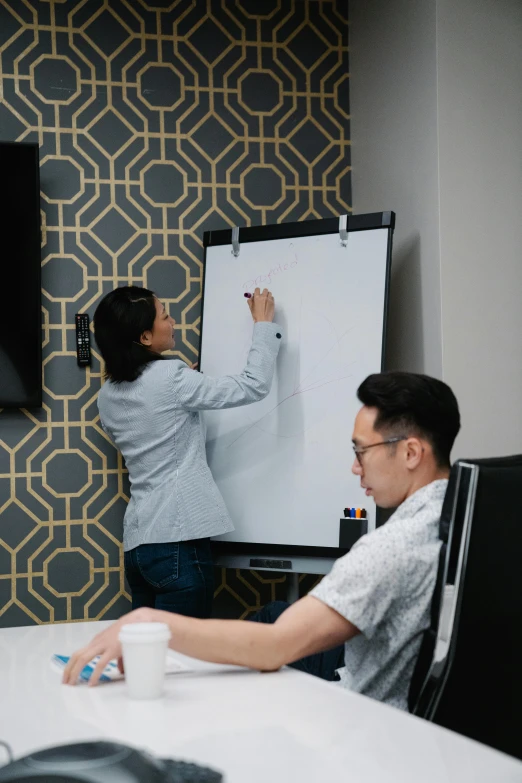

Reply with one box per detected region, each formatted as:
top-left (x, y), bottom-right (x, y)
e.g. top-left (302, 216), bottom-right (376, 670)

top-left (350, 0), bottom-right (522, 459)
top-left (349, 0), bottom-right (442, 378)
top-left (437, 0), bottom-right (522, 458)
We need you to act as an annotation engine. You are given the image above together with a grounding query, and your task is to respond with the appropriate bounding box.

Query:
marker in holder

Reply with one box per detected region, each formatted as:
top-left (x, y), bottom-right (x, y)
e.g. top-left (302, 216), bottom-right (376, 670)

top-left (343, 507), bottom-right (367, 519)
top-left (339, 508), bottom-right (368, 549)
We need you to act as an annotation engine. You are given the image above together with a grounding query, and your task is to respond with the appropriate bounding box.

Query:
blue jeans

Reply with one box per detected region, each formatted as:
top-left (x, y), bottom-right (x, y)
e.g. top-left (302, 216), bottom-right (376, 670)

top-left (124, 538), bottom-right (214, 618)
top-left (249, 600), bottom-right (345, 681)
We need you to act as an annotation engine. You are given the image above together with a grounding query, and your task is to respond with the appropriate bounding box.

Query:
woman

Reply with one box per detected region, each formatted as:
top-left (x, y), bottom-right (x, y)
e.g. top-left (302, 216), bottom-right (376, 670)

top-left (93, 285), bottom-right (281, 619)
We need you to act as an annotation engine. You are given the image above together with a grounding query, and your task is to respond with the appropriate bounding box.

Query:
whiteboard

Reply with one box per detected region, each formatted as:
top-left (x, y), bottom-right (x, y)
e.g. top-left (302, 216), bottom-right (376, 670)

top-left (200, 218), bottom-right (392, 552)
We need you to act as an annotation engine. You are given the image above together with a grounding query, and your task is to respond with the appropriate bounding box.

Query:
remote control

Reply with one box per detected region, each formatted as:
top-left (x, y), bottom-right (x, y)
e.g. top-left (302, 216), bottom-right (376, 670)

top-left (75, 313), bottom-right (91, 367)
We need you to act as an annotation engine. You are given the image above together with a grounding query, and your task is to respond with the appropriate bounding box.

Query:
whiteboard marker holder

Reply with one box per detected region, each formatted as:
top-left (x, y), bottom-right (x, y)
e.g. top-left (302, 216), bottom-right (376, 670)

top-left (339, 517), bottom-right (368, 549)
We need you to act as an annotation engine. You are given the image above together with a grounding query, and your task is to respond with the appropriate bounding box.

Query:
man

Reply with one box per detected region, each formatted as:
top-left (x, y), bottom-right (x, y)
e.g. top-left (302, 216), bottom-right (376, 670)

top-left (63, 371), bottom-right (461, 712)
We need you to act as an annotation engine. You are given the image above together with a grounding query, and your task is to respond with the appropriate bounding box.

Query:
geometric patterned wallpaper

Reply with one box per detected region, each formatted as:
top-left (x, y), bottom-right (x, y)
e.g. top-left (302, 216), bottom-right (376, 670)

top-left (0, 0), bottom-right (350, 627)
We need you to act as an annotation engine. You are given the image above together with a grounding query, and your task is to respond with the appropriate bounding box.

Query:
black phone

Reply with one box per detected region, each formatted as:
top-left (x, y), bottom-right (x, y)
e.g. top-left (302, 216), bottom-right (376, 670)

top-left (0, 740), bottom-right (222, 783)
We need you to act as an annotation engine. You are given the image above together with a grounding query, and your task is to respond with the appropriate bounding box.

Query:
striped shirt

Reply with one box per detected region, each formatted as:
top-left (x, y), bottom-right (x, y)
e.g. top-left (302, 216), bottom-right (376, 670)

top-left (97, 322), bottom-right (282, 551)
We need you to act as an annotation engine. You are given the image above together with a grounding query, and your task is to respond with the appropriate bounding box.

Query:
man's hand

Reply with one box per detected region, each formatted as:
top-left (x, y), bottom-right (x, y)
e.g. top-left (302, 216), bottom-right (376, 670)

top-left (62, 607), bottom-right (155, 687)
top-left (62, 596), bottom-right (358, 686)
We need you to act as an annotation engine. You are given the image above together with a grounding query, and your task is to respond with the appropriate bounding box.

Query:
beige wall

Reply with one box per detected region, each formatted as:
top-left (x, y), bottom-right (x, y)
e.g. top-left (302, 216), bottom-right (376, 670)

top-left (349, 0), bottom-right (442, 377)
top-left (437, 0), bottom-right (522, 458)
top-left (350, 0), bottom-right (522, 459)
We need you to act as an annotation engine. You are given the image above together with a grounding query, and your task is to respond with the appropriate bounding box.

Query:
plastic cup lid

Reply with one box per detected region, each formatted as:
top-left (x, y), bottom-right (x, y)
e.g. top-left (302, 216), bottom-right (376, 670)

top-left (118, 622), bottom-right (171, 643)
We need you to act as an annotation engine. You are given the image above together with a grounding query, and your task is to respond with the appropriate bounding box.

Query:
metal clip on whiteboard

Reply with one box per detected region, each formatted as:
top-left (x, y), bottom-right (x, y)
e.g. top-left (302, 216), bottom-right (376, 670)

top-left (231, 226), bottom-right (240, 257)
top-left (339, 214), bottom-right (348, 247)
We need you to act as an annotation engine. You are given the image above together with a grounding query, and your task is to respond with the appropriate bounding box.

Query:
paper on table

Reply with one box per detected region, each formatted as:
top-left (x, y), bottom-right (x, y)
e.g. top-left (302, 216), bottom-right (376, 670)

top-left (51, 651), bottom-right (191, 683)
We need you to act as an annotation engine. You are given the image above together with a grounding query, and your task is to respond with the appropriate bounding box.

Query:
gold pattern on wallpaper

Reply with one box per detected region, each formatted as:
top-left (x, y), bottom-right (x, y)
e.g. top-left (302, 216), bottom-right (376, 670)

top-left (0, 0), bottom-right (350, 625)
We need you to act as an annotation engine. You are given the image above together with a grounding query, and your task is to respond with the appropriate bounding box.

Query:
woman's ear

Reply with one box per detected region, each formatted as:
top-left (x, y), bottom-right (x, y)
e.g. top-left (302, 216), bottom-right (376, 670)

top-left (139, 330), bottom-right (153, 347)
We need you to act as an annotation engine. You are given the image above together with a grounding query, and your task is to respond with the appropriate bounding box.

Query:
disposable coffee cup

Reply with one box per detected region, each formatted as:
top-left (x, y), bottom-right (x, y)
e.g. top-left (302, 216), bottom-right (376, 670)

top-left (118, 622), bottom-right (171, 700)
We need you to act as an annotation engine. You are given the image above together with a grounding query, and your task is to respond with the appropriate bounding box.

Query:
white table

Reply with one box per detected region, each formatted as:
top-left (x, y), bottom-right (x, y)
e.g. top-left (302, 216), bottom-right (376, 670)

top-left (0, 621), bottom-right (521, 783)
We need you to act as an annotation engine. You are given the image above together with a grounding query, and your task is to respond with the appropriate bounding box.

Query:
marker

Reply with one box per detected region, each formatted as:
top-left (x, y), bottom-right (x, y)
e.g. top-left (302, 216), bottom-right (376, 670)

top-left (343, 508), bottom-right (350, 518)
top-left (361, 508), bottom-right (367, 518)
top-left (355, 508), bottom-right (361, 519)
top-left (350, 508), bottom-right (356, 518)
top-left (244, 292), bottom-right (252, 298)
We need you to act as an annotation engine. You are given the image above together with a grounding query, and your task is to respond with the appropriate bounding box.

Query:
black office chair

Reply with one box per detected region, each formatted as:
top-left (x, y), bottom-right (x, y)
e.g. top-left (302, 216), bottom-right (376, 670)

top-left (409, 455), bottom-right (522, 760)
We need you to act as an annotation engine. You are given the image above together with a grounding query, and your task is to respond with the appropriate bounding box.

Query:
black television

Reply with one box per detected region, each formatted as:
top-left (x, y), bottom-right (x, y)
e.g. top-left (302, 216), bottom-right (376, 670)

top-left (0, 141), bottom-right (42, 407)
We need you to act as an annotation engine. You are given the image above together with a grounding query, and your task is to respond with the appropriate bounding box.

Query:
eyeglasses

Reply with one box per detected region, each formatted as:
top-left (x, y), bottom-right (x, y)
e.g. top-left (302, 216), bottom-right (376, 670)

top-left (352, 436), bottom-right (407, 465)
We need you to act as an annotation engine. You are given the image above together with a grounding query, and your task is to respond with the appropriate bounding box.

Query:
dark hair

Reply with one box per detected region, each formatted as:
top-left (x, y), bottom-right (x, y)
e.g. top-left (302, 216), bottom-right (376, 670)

top-left (93, 286), bottom-right (161, 382)
top-left (357, 371), bottom-right (461, 468)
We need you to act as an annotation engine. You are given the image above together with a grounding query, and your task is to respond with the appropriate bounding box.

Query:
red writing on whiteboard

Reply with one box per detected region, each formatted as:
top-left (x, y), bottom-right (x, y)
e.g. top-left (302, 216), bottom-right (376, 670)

top-left (242, 259), bottom-right (298, 290)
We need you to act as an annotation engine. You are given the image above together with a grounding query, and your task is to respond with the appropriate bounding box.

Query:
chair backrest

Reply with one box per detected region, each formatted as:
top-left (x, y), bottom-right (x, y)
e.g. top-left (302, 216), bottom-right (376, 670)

top-left (408, 460), bottom-right (473, 711)
top-left (410, 455), bottom-right (522, 760)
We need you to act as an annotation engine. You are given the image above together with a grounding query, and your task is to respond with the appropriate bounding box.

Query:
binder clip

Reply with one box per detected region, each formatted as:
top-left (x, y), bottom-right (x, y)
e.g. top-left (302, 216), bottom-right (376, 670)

top-left (339, 214), bottom-right (348, 247)
top-left (231, 226), bottom-right (240, 257)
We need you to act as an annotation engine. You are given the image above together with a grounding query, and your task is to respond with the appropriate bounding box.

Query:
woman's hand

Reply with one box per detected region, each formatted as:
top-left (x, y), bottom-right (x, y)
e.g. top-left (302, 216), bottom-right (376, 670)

top-left (62, 607), bottom-right (155, 687)
top-left (248, 288), bottom-right (275, 323)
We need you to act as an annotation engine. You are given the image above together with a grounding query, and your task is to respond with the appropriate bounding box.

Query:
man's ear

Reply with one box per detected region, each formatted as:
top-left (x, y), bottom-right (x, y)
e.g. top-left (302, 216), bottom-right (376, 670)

top-left (405, 437), bottom-right (424, 470)
top-left (139, 330), bottom-right (153, 347)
